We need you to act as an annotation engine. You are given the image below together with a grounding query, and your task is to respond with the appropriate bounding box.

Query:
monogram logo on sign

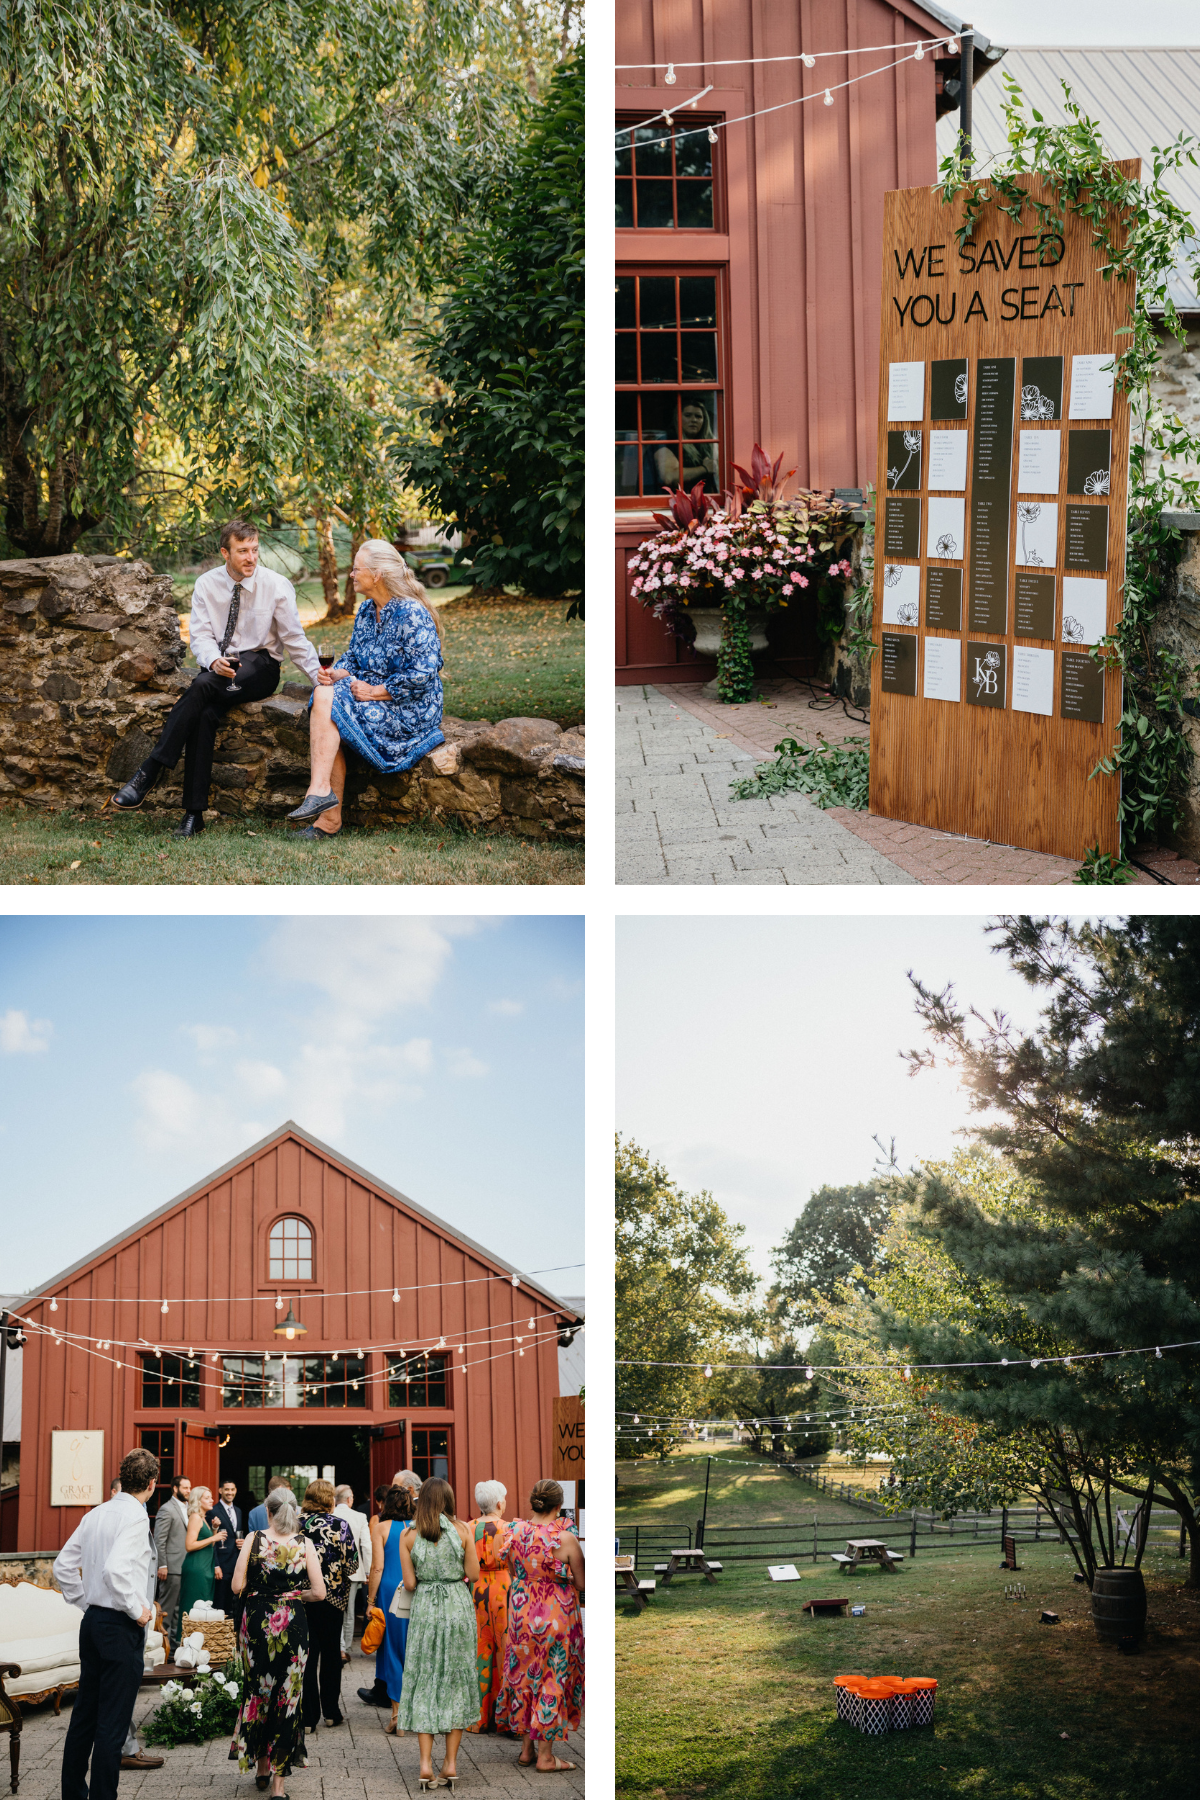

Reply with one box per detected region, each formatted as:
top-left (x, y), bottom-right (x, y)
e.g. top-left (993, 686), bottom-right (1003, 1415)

top-left (973, 649), bottom-right (1001, 698)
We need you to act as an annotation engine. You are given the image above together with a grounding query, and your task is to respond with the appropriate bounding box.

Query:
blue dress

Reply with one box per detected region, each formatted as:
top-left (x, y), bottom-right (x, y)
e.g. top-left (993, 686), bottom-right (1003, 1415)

top-left (375, 1521), bottom-right (408, 1703)
top-left (318, 597), bottom-right (445, 773)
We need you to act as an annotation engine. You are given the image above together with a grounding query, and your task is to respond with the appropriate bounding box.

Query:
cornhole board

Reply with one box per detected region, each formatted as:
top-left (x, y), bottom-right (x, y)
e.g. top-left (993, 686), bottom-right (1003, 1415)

top-left (803, 1596), bottom-right (851, 1617)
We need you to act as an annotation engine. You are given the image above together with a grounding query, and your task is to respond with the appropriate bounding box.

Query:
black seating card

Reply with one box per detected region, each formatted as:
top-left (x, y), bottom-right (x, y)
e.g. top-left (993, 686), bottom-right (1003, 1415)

top-left (1066, 430), bottom-right (1112, 497)
top-left (925, 566), bottom-right (963, 632)
top-left (968, 358), bottom-right (1015, 636)
top-left (931, 358), bottom-right (968, 420)
top-left (881, 631), bottom-right (917, 695)
top-left (1014, 572), bottom-right (1056, 640)
top-left (1064, 504), bottom-right (1108, 572)
top-left (1061, 651), bottom-right (1104, 722)
top-left (883, 495), bottom-right (921, 560)
top-left (886, 429), bottom-right (922, 490)
top-left (966, 640), bottom-right (1006, 709)
top-left (1021, 356), bottom-right (1064, 421)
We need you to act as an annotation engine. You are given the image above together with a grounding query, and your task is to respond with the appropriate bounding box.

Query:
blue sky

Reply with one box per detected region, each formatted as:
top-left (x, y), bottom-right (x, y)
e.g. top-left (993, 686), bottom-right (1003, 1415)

top-left (0, 915), bottom-right (583, 1297)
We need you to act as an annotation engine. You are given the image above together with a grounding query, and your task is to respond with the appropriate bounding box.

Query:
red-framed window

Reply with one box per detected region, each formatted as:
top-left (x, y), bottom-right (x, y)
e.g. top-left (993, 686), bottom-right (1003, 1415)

top-left (268, 1215), bottom-right (314, 1281)
top-left (140, 1353), bottom-right (201, 1410)
top-left (218, 1352), bottom-right (367, 1409)
top-left (138, 1426), bottom-right (176, 1519)
top-left (387, 1353), bottom-right (449, 1410)
top-left (410, 1426), bottom-right (451, 1484)
top-left (616, 268), bottom-right (725, 504)
top-left (615, 113), bottom-right (721, 230)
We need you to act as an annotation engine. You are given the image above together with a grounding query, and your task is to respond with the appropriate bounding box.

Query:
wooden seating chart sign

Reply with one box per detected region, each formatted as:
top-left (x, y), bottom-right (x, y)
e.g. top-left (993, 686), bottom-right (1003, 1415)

top-left (869, 167), bottom-right (1137, 859)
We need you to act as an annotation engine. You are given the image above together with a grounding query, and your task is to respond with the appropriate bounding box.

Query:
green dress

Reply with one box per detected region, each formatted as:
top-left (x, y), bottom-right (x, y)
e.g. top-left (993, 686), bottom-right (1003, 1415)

top-left (178, 1519), bottom-right (216, 1618)
top-left (395, 1515), bottom-right (478, 1734)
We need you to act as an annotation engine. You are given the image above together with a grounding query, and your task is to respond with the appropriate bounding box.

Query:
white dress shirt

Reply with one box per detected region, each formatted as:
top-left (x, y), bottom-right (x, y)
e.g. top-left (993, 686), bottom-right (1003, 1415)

top-left (53, 1492), bottom-right (157, 1622)
top-left (189, 563), bottom-right (322, 683)
top-left (333, 1503), bottom-right (372, 1583)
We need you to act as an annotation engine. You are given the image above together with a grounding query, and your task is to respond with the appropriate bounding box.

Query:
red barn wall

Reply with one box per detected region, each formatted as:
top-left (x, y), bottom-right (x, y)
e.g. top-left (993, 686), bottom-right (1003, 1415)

top-left (18, 1132), bottom-right (572, 1551)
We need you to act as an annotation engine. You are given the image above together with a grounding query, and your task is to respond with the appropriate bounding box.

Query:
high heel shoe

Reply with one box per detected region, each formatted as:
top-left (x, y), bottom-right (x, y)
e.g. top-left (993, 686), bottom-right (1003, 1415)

top-left (417, 1779), bottom-right (443, 1792)
top-left (255, 1777), bottom-right (269, 1792)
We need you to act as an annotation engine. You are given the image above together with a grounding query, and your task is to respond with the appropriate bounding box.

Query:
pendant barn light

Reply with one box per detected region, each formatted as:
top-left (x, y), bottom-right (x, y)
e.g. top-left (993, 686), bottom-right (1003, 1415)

top-left (274, 1302), bottom-right (307, 1341)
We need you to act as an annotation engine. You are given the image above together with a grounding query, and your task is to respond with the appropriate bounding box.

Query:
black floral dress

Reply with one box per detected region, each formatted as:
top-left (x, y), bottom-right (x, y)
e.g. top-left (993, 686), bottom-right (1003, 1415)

top-left (235, 1533), bottom-right (309, 1776)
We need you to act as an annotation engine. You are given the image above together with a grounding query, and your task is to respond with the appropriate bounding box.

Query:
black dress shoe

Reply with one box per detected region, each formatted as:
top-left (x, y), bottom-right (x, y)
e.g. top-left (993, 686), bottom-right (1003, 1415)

top-left (174, 811), bottom-right (205, 838)
top-left (287, 791), bottom-right (338, 824)
top-left (357, 1685), bottom-right (389, 1707)
top-left (111, 762), bottom-right (163, 810)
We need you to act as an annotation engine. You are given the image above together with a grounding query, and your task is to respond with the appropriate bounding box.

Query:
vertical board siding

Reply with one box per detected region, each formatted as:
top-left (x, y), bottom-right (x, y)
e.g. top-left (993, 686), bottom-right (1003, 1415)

top-left (17, 1131), bottom-right (575, 1551)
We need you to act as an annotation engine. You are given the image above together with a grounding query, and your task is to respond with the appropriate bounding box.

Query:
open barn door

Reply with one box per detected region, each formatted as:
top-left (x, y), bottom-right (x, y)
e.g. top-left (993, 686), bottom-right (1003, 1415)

top-left (369, 1423), bottom-right (405, 1510)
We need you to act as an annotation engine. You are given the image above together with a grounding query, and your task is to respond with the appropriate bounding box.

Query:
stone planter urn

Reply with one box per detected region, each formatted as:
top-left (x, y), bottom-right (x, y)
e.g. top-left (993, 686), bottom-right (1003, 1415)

top-left (685, 606), bottom-right (770, 659)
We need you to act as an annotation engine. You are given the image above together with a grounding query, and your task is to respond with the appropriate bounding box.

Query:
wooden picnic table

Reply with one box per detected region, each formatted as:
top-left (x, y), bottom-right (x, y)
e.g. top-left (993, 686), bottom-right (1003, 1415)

top-left (830, 1538), bottom-right (904, 1574)
top-left (654, 1547), bottom-right (723, 1585)
top-left (616, 1553), bottom-right (655, 1611)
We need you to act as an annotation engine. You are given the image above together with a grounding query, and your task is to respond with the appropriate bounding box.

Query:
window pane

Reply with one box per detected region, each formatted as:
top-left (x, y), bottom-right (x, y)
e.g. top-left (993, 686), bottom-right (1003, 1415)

top-left (269, 1258), bottom-right (282, 1278)
top-left (615, 277), bottom-right (635, 330)
top-left (647, 443), bottom-right (680, 492)
top-left (681, 333), bottom-right (718, 382)
top-left (675, 133), bottom-right (712, 179)
top-left (676, 182), bottom-right (714, 229)
top-left (615, 140), bottom-right (632, 175)
top-left (680, 394), bottom-right (719, 438)
top-left (641, 392), bottom-right (677, 439)
top-left (641, 335), bottom-right (677, 383)
top-left (615, 393), bottom-right (638, 438)
top-left (615, 335), bottom-right (637, 384)
top-left (681, 444), bottom-right (720, 492)
top-left (636, 181), bottom-right (674, 228)
top-left (638, 277), bottom-right (676, 329)
top-left (679, 276), bottom-right (717, 327)
top-left (615, 447), bottom-right (641, 495)
top-left (633, 126), bottom-right (672, 176)
top-left (615, 180), bottom-right (633, 228)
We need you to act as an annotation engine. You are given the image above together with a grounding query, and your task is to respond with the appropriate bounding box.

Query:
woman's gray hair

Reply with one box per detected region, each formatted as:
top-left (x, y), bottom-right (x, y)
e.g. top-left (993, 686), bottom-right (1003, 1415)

top-left (357, 539), bottom-right (445, 643)
top-left (475, 1480), bottom-right (506, 1514)
top-left (266, 1486), bottom-right (300, 1536)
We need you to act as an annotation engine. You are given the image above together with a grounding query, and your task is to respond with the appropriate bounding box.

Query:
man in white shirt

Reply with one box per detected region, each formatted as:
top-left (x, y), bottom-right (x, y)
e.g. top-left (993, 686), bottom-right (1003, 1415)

top-left (332, 1485), bottom-right (373, 1661)
top-left (111, 518), bottom-right (322, 837)
top-left (54, 1447), bottom-right (161, 1800)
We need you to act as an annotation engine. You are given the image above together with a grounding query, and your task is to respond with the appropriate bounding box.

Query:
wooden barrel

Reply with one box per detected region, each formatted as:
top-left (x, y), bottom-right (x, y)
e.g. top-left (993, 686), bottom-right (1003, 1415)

top-left (1090, 1568), bottom-right (1147, 1641)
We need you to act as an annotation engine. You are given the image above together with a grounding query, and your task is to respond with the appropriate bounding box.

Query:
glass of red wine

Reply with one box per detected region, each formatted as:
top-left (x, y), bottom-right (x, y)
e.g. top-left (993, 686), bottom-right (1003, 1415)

top-left (318, 644), bottom-right (334, 679)
top-left (226, 652), bottom-right (242, 694)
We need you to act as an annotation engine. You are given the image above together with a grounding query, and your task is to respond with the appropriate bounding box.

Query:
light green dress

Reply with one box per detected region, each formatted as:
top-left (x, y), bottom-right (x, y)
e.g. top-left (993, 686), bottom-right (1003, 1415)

top-left (395, 1515), bottom-right (478, 1734)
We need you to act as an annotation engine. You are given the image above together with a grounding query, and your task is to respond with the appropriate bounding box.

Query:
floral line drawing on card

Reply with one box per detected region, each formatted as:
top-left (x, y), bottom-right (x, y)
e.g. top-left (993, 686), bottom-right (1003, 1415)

top-left (887, 431), bottom-right (921, 489)
top-left (1018, 501), bottom-right (1044, 564)
top-left (934, 532), bottom-right (958, 558)
top-left (1021, 384), bottom-right (1056, 421)
top-left (1063, 614), bottom-right (1085, 643)
top-left (896, 600), bottom-right (918, 626)
top-left (1083, 469), bottom-right (1110, 495)
top-left (884, 564), bottom-right (903, 587)
top-left (954, 372), bottom-right (968, 405)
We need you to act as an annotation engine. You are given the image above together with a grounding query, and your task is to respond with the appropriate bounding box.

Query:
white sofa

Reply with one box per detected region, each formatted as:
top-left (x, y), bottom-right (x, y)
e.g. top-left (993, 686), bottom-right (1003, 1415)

top-left (0, 1582), bottom-right (165, 1712)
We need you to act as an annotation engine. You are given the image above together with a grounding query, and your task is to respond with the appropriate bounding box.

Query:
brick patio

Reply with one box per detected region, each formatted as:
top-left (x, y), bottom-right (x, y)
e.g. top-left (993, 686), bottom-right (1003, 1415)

top-left (11, 1646), bottom-right (584, 1800)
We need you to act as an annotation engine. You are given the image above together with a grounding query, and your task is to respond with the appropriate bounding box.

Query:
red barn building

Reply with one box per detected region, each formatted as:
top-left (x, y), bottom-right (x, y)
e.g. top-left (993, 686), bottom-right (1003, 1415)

top-left (615, 0), bottom-right (1004, 684)
top-left (12, 1123), bottom-right (582, 1551)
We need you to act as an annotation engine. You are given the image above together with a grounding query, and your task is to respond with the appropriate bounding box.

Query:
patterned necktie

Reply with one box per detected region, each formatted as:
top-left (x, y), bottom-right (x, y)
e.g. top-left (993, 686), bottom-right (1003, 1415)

top-left (219, 583), bottom-right (242, 655)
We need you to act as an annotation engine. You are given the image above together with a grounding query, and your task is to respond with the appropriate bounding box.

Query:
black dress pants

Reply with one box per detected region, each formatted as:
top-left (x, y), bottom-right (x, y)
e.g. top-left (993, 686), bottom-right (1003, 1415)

top-left (149, 650), bottom-right (280, 812)
top-left (302, 1599), bottom-right (346, 1727)
top-left (61, 1607), bottom-right (145, 1800)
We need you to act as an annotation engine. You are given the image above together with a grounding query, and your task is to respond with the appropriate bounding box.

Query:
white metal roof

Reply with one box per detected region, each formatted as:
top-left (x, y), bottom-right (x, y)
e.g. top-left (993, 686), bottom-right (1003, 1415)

top-left (936, 46), bottom-right (1200, 311)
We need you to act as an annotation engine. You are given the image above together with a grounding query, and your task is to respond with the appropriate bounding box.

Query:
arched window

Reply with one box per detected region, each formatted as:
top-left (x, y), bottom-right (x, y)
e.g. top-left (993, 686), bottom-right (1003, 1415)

top-left (269, 1216), bottom-right (313, 1281)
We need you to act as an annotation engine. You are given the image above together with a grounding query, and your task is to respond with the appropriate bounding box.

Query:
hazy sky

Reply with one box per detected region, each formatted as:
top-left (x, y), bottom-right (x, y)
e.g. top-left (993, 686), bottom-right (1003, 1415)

top-left (974, 2), bottom-right (1200, 44)
top-left (1, 915), bottom-right (583, 1296)
top-left (617, 914), bottom-right (1096, 1283)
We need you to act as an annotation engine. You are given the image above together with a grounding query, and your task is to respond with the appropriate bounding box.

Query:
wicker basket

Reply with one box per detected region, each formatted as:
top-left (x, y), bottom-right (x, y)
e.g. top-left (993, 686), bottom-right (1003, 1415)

top-left (180, 1614), bottom-right (238, 1665)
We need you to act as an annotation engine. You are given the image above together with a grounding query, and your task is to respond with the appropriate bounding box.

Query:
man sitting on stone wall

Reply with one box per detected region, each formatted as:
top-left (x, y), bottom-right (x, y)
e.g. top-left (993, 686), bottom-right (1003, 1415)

top-left (110, 517), bottom-right (322, 837)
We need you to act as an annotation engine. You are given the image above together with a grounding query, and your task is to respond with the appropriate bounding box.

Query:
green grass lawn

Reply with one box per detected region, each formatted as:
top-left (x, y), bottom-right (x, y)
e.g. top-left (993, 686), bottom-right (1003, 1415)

top-left (616, 1448), bottom-right (1200, 1800)
top-left (174, 579), bottom-right (584, 729)
top-left (0, 809), bottom-right (583, 886)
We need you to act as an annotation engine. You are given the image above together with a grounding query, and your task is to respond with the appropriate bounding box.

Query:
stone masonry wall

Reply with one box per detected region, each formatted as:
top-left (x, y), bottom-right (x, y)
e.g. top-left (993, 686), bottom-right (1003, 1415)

top-left (0, 556), bottom-right (583, 838)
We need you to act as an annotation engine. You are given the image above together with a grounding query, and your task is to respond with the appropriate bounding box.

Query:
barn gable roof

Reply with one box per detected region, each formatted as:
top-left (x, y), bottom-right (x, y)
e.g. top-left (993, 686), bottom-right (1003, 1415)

top-left (21, 1122), bottom-right (581, 1323)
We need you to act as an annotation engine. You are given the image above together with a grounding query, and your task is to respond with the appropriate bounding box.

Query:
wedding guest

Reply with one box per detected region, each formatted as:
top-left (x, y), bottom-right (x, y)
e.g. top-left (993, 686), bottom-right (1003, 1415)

top-left (249, 1475), bottom-right (291, 1533)
top-left (209, 1480), bottom-right (245, 1595)
top-left (396, 1478), bottom-right (480, 1790)
top-left (178, 1486), bottom-right (225, 1618)
top-left (497, 1479), bottom-right (584, 1773)
top-left (153, 1473), bottom-right (192, 1643)
top-left (332, 1485), bottom-right (372, 1663)
top-left (55, 1447), bottom-right (163, 1800)
top-left (288, 541), bottom-right (445, 840)
top-left (111, 519), bottom-right (322, 838)
top-left (468, 1481), bottom-right (511, 1734)
top-left (298, 1480), bottom-right (358, 1730)
top-left (231, 1486), bottom-right (324, 1799)
top-left (360, 1485), bottom-right (415, 1722)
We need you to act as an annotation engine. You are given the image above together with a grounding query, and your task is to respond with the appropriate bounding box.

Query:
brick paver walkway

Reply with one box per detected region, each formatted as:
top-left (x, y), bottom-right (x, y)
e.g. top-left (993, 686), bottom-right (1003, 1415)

top-left (14, 1646), bottom-right (584, 1799)
top-left (619, 681), bottom-right (1161, 886)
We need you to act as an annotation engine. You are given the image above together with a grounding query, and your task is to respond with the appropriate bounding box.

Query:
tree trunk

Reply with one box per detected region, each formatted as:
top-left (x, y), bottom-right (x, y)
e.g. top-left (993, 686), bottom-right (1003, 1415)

top-left (341, 529), bottom-right (364, 614)
top-left (315, 510), bottom-right (338, 616)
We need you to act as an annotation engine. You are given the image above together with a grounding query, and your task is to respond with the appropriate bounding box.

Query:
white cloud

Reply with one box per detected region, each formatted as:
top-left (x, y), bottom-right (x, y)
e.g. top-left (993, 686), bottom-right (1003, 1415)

top-left (447, 1048), bottom-right (489, 1079)
top-left (488, 999), bottom-right (524, 1017)
top-left (181, 1025), bottom-right (240, 1055)
top-left (234, 1060), bottom-right (288, 1103)
top-left (268, 918), bottom-right (478, 1018)
top-left (0, 1009), bottom-right (52, 1054)
top-left (130, 1070), bottom-right (208, 1151)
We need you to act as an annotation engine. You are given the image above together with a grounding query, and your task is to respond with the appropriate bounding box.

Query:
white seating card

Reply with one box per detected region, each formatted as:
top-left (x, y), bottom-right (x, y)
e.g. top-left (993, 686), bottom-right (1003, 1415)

top-left (1015, 501), bottom-right (1058, 567)
top-left (880, 561), bottom-right (921, 626)
top-left (1012, 644), bottom-right (1055, 716)
top-left (1069, 355), bottom-right (1115, 420)
top-left (927, 430), bottom-right (968, 491)
top-left (887, 361), bottom-right (925, 421)
top-left (923, 635), bottom-right (961, 703)
top-left (926, 496), bottom-right (965, 561)
top-left (1061, 576), bottom-right (1109, 645)
top-left (1017, 430), bottom-right (1061, 494)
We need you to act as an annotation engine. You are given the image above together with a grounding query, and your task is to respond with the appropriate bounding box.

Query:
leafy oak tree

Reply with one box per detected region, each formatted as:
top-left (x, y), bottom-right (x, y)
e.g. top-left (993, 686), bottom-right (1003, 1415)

top-left (769, 1181), bottom-right (894, 1331)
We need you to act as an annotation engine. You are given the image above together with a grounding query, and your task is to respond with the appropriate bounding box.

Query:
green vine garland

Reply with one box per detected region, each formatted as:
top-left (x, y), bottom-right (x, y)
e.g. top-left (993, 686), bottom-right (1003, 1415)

top-left (938, 74), bottom-right (1200, 854)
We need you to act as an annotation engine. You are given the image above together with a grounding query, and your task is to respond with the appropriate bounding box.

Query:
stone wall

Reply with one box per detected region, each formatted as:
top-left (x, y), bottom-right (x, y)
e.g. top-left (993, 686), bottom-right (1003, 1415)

top-left (0, 556), bottom-right (583, 837)
top-left (0, 1552), bottom-right (57, 1588)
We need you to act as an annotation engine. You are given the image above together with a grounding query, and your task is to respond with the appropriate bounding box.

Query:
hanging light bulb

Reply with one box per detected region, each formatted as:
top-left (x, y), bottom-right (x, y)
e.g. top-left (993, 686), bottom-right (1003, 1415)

top-left (664, 62), bottom-right (677, 85)
top-left (275, 1296), bottom-right (284, 1310)
top-left (633, 1414), bottom-right (640, 1425)
top-left (155, 1346), bottom-right (162, 1359)
top-left (528, 1318), bottom-right (536, 1331)
top-left (904, 1366), bottom-right (912, 1379)
top-left (805, 1365), bottom-right (814, 1381)
top-left (212, 1351), bottom-right (221, 1363)
top-left (823, 88), bottom-right (834, 106)
top-left (512, 1276), bottom-right (520, 1288)
top-left (704, 1365), bottom-right (713, 1378)
top-left (519, 1347), bottom-right (525, 1357)
top-left (802, 53), bottom-right (816, 69)
top-left (160, 1300), bottom-right (169, 1314)
top-left (914, 41), bottom-right (925, 60)
top-left (1001, 1357), bottom-right (1009, 1366)
top-left (437, 1335), bottom-right (447, 1350)
top-left (1031, 1358), bottom-right (1041, 1368)
top-left (357, 1348), bottom-right (363, 1359)
top-left (663, 112), bottom-right (673, 128)
top-left (1156, 1346), bottom-right (1163, 1358)
top-left (707, 125), bottom-right (718, 144)
top-left (49, 1297), bottom-right (58, 1311)
top-left (948, 36), bottom-right (959, 54)
top-left (392, 1289), bottom-right (400, 1304)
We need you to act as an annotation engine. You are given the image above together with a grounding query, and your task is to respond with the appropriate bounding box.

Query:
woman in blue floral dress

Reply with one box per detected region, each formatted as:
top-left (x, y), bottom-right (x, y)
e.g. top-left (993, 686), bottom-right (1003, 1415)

top-left (231, 1487), bottom-right (326, 1798)
top-left (289, 540), bottom-right (446, 839)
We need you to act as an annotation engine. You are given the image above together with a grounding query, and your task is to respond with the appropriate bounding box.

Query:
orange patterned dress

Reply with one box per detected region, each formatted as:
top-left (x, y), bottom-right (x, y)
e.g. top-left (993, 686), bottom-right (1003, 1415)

top-left (495, 1518), bottom-right (583, 1746)
top-left (468, 1518), bottom-right (511, 1733)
